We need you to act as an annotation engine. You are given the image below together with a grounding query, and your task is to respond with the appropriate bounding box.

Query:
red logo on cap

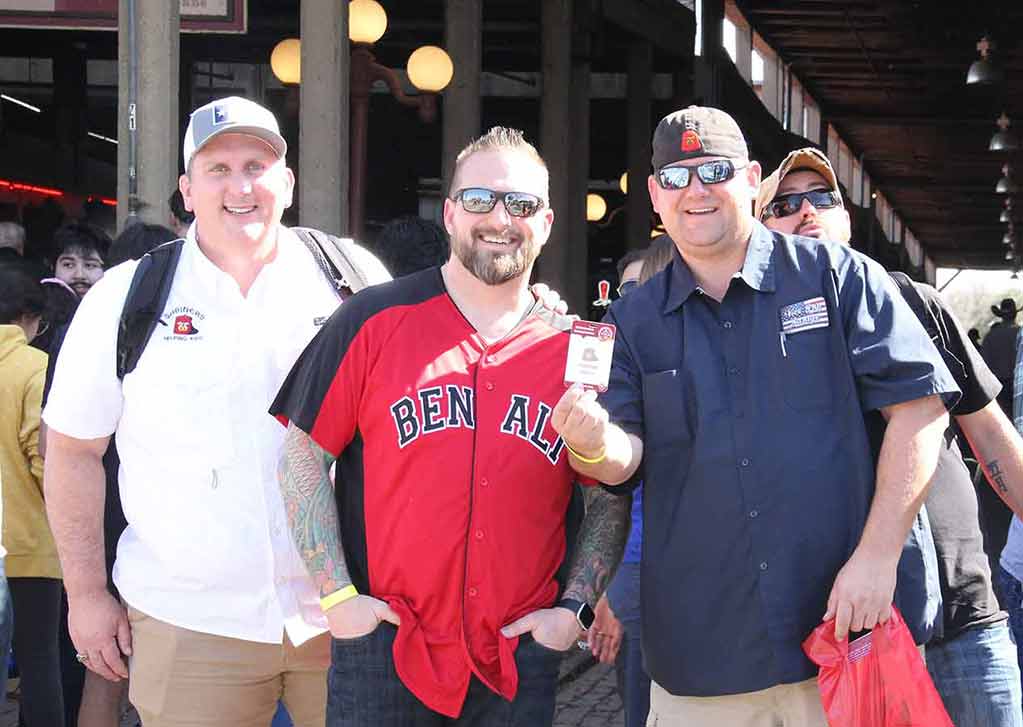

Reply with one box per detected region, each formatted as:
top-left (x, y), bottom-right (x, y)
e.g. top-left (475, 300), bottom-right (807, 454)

top-left (174, 315), bottom-right (199, 336)
top-left (681, 130), bottom-right (703, 153)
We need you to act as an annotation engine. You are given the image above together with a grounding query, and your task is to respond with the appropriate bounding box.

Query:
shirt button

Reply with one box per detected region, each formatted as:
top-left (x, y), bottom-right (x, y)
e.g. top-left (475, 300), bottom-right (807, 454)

top-left (480, 478), bottom-right (489, 487)
top-left (740, 458), bottom-right (750, 467)
top-left (722, 320), bottom-right (734, 329)
top-left (485, 382), bottom-right (495, 391)
top-left (760, 561), bottom-right (769, 571)
top-left (475, 529), bottom-right (484, 540)
top-left (749, 509), bottom-right (759, 519)
top-left (468, 587), bottom-right (478, 597)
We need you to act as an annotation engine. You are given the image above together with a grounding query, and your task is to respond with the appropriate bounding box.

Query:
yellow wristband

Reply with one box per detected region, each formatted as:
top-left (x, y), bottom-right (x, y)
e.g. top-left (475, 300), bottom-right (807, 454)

top-left (565, 443), bottom-right (606, 465)
top-left (319, 584), bottom-right (358, 612)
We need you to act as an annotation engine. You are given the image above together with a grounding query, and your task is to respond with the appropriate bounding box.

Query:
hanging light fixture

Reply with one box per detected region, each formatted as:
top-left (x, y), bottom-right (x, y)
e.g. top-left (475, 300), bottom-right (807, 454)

top-left (997, 165), bottom-right (1018, 194)
top-left (586, 193), bottom-right (607, 222)
top-left (991, 113), bottom-right (1021, 152)
top-left (967, 36), bottom-right (1004, 85)
top-left (270, 38), bottom-right (301, 84)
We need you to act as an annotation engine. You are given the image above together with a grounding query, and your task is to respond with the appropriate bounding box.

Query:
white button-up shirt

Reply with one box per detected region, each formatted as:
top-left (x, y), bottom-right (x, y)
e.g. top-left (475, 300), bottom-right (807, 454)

top-left (44, 226), bottom-right (389, 644)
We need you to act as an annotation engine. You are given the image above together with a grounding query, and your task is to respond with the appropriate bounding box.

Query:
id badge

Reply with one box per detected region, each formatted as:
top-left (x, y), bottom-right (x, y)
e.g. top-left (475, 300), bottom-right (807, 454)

top-left (564, 321), bottom-right (616, 392)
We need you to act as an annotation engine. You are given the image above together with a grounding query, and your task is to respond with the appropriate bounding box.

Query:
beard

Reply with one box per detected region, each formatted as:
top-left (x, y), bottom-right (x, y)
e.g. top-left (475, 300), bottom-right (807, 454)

top-left (451, 223), bottom-right (539, 286)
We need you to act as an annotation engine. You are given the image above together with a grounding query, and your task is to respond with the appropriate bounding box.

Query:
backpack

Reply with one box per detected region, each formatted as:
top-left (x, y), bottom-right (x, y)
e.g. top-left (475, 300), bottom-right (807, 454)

top-left (887, 271), bottom-right (966, 383)
top-left (116, 227), bottom-right (374, 379)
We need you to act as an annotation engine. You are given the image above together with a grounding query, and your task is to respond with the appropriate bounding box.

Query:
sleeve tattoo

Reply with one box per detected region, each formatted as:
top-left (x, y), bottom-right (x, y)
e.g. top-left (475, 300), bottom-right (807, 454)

top-left (563, 486), bottom-right (631, 605)
top-left (279, 423), bottom-right (352, 597)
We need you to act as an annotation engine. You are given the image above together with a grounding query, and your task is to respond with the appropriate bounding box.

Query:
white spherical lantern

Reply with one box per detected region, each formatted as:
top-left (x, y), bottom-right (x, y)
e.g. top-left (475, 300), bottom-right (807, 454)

top-left (349, 0), bottom-right (388, 44)
top-left (270, 38), bottom-right (301, 85)
top-left (586, 193), bottom-right (607, 222)
top-left (407, 46), bottom-right (454, 93)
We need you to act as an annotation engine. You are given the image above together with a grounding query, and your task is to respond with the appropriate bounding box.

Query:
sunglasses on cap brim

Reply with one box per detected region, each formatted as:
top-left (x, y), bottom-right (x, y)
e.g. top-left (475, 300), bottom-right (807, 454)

top-left (451, 187), bottom-right (546, 218)
top-left (761, 189), bottom-right (843, 220)
top-left (655, 159), bottom-right (746, 190)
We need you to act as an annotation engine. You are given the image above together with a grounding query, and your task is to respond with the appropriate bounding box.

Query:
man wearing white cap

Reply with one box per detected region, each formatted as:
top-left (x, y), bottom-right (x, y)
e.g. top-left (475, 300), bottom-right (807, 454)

top-left (42, 96), bottom-right (390, 727)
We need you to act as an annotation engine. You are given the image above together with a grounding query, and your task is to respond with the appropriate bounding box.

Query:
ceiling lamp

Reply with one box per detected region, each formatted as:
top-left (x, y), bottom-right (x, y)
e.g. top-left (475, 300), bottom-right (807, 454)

top-left (967, 36), bottom-right (1004, 85)
top-left (1005, 232), bottom-right (1017, 246)
top-left (270, 38), bottom-right (301, 85)
top-left (1007, 249), bottom-right (1016, 261)
top-left (407, 46), bottom-right (454, 93)
top-left (991, 113), bottom-right (1020, 152)
top-left (586, 193), bottom-right (607, 222)
top-left (997, 165), bottom-right (1017, 194)
top-left (349, 0), bottom-right (388, 45)
top-left (1003, 209), bottom-right (1013, 223)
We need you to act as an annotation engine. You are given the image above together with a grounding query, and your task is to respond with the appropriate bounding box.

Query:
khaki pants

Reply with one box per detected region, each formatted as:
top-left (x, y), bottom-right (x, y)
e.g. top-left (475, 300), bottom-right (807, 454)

top-left (646, 678), bottom-right (827, 727)
top-left (127, 606), bottom-right (330, 727)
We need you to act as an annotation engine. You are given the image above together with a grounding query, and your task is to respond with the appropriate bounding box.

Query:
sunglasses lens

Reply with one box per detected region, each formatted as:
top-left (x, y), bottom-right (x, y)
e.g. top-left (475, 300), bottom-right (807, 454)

top-left (697, 160), bottom-right (735, 184)
top-left (459, 188), bottom-right (497, 213)
top-left (504, 192), bottom-right (542, 218)
top-left (808, 190), bottom-right (841, 209)
top-left (658, 167), bottom-right (691, 190)
top-left (765, 190), bottom-right (841, 220)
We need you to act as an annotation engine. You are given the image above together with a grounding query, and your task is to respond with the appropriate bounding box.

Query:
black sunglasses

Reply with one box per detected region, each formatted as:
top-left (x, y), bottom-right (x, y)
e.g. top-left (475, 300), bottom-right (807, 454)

top-left (655, 160), bottom-right (745, 191)
top-left (761, 189), bottom-right (843, 220)
top-left (451, 187), bottom-right (546, 218)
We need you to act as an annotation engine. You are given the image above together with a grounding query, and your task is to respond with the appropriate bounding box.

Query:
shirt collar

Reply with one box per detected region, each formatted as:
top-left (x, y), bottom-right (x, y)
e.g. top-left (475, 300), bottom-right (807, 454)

top-left (186, 223), bottom-right (298, 298)
top-left (662, 221), bottom-right (777, 314)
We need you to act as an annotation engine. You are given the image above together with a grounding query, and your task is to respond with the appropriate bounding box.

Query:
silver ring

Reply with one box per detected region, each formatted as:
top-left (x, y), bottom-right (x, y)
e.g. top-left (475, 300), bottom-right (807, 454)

top-left (75, 652), bottom-right (89, 663)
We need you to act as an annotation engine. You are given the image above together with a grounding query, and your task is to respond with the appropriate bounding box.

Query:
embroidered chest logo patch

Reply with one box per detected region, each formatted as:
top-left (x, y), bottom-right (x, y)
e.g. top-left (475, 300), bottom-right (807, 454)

top-left (779, 296), bottom-right (829, 334)
top-left (162, 305), bottom-right (207, 341)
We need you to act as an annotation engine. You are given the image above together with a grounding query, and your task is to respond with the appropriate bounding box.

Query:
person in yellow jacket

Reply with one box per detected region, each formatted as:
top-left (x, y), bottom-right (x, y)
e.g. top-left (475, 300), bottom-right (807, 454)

top-left (0, 263), bottom-right (64, 727)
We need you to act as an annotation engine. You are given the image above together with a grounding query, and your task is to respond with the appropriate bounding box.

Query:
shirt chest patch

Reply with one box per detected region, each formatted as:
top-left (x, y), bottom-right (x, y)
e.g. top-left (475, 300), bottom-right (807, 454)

top-left (779, 296), bottom-right (829, 335)
top-left (161, 305), bottom-right (207, 341)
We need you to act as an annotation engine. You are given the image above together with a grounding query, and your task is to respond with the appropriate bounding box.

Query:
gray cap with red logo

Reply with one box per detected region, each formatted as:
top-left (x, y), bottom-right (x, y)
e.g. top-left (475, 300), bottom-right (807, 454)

top-left (651, 105), bottom-right (749, 171)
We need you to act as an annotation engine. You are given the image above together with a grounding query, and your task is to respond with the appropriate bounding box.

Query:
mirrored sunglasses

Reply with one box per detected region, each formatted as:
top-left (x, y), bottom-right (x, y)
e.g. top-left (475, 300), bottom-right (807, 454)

top-left (761, 189), bottom-right (843, 220)
top-left (656, 160), bottom-right (745, 191)
top-left (451, 187), bottom-right (546, 218)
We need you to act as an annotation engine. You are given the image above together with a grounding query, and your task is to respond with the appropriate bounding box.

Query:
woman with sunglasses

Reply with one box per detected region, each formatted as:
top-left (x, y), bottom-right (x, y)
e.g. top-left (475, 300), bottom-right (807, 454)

top-left (0, 263), bottom-right (66, 727)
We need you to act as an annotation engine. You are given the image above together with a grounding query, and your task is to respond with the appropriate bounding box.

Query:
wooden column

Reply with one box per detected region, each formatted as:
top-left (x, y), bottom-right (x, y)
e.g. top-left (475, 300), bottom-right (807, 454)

top-left (118, 0), bottom-right (179, 229)
top-left (539, 0), bottom-right (573, 297)
top-left (442, 0), bottom-right (482, 200)
top-left (626, 40), bottom-right (652, 251)
top-left (300, 0), bottom-right (349, 236)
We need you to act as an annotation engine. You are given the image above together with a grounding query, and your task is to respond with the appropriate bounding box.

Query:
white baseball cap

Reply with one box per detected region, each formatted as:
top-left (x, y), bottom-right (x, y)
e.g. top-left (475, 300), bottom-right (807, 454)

top-left (182, 96), bottom-right (287, 171)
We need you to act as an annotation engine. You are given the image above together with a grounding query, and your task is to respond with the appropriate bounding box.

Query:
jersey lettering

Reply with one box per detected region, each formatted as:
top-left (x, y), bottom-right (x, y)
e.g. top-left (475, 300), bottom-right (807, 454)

top-left (390, 388), bottom-right (563, 463)
top-left (500, 395), bottom-right (531, 441)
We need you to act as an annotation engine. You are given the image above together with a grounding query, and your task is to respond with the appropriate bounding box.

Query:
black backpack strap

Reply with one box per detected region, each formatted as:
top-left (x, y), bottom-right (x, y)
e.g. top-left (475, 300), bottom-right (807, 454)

top-left (116, 239), bottom-right (185, 379)
top-left (292, 226), bottom-right (373, 300)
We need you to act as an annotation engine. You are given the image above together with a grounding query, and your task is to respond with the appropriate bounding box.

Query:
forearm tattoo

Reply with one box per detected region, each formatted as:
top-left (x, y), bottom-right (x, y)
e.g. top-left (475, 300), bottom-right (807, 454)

top-left (279, 423), bottom-right (352, 597)
top-left (563, 486), bottom-right (631, 605)
top-left (988, 459), bottom-right (1010, 495)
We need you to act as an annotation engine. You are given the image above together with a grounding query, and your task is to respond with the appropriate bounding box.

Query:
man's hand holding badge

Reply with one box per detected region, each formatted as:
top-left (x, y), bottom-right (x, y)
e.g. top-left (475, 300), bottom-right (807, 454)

top-left (552, 322), bottom-right (616, 464)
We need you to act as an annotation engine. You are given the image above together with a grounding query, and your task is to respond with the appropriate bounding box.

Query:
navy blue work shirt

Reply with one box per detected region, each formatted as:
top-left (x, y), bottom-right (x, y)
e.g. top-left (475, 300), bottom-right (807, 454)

top-left (599, 222), bottom-right (959, 697)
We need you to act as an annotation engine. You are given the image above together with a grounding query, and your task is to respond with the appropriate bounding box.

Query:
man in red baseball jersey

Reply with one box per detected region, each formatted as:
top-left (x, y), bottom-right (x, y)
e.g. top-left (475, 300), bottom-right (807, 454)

top-left (272, 127), bottom-right (629, 726)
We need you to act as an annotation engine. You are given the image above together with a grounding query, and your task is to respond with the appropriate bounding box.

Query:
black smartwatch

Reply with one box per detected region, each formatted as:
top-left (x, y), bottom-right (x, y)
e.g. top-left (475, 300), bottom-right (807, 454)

top-left (557, 598), bottom-right (595, 631)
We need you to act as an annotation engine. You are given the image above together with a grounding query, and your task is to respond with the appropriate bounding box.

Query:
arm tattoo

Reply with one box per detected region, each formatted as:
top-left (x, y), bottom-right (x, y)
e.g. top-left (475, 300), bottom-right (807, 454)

top-left (279, 423), bottom-right (352, 597)
top-left (988, 459), bottom-right (1010, 495)
top-left (563, 486), bottom-right (631, 605)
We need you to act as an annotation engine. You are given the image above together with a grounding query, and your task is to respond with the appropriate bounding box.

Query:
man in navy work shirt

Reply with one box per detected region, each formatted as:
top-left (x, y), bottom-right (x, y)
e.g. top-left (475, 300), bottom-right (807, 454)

top-left (550, 106), bottom-right (959, 727)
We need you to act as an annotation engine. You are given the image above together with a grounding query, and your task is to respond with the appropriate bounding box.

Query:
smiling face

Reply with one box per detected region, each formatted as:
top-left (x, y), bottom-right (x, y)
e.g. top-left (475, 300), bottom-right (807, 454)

top-left (762, 169), bottom-right (851, 244)
top-left (443, 149), bottom-right (554, 286)
top-left (54, 246), bottom-right (104, 296)
top-left (178, 132), bottom-right (294, 252)
top-left (647, 155), bottom-right (761, 262)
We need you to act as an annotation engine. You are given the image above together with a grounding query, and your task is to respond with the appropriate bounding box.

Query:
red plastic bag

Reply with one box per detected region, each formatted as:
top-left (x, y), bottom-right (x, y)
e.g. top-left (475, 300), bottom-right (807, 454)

top-left (802, 606), bottom-right (952, 727)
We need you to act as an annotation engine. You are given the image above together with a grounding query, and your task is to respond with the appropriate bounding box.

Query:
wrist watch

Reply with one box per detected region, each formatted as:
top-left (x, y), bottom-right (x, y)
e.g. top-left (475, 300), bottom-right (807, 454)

top-left (557, 598), bottom-right (595, 631)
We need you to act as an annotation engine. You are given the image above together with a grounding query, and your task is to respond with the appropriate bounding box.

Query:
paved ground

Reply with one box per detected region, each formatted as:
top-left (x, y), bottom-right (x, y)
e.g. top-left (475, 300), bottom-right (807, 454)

top-left (1, 652), bottom-right (623, 727)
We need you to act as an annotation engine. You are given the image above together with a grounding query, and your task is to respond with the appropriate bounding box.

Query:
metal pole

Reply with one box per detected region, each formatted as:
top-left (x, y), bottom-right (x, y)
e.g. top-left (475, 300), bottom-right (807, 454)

top-left (126, 0), bottom-right (139, 222)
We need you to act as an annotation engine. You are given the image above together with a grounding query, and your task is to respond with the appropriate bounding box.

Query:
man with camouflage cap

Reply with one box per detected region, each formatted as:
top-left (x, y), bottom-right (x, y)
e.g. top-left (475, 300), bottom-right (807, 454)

top-left (557, 106), bottom-right (959, 725)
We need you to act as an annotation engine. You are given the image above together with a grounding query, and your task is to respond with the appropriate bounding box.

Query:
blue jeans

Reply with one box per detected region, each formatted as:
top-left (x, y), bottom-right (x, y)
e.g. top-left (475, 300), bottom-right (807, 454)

top-left (606, 563), bottom-right (649, 727)
top-left (326, 624), bottom-right (560, 726)
top-left (998, 565), bottom-right (1023, 671)
top-left (271, 701), bottom-right (293, 727)
top-left (0, 560), bottom-right (11, 685)
top-left (926, 621), bottom-right (1023, 727)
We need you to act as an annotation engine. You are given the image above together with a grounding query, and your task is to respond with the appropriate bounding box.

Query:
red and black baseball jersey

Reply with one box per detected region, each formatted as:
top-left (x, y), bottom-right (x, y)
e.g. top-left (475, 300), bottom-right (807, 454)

top-left (271, 267), bottom-right (586, 717)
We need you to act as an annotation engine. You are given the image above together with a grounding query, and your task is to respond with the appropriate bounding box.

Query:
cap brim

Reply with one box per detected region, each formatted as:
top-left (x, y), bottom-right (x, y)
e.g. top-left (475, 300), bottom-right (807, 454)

top-left (189, 126), bottom-right (287, 167)
top-left (755, 149), bottom-right (840, 220)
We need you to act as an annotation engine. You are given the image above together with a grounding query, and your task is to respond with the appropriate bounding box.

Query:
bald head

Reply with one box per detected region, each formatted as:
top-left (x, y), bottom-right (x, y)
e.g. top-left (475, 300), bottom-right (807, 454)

top-left (0, 222), bottom-right (25, 256)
